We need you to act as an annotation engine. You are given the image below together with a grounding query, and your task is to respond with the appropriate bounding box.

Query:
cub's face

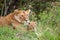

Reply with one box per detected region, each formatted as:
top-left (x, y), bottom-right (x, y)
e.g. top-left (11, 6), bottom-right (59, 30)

top-left (14, 9), bottom-right (31, 23)
top-left (27, 21), bottom-right (37, 31)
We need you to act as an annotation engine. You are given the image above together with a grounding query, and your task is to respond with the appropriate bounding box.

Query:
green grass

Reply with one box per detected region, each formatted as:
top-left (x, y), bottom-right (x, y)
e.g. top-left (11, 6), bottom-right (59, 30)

top-left (0, 2), bottom-right (60, 40)
top-left (0, 24), bottom-right (60, 40)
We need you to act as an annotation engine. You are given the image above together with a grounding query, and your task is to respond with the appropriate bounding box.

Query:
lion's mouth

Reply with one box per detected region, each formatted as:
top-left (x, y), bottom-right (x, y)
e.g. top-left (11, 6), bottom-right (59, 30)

top-left (23, 20), bottom-right (30, 26)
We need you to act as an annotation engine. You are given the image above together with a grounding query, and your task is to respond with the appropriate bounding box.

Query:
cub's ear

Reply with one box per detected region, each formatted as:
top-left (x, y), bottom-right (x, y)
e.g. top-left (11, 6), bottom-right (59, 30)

top-left (26, 9), bottom-right (31, 14)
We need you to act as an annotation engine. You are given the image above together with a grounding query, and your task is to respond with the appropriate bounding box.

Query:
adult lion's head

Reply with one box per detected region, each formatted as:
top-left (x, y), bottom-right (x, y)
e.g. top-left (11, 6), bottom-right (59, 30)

top-left (13, 9), bottom-right (31, 23)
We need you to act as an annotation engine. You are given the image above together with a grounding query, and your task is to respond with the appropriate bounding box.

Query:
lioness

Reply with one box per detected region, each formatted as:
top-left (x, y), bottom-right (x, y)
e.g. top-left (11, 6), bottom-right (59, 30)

top-left (0, 9), bottom-right (31, 29)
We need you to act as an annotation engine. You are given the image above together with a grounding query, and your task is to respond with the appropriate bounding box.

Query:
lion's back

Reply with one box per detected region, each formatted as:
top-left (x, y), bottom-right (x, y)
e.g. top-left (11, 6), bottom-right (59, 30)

top-left (0, 16), bottom-right (11, 26)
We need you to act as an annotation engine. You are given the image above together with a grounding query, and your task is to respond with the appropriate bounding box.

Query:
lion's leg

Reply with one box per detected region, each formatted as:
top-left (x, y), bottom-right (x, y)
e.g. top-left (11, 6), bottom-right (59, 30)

top-left (11, 20), bottom-right (20, 29)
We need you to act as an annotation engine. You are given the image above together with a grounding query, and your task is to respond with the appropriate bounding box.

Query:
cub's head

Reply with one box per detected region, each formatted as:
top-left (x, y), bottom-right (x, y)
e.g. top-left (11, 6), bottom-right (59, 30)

top-left (27, 21), bottom-right (37, 31)
top-left (14, 9), bottom-right (31, 23)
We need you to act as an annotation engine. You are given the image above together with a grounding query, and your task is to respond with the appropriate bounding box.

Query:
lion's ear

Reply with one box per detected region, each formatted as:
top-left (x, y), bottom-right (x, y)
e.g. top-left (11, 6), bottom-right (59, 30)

top-left (13, 9), bottom-right (19, 16)
top-left (14, 9), bottom-right (19, 13)
top-left (14, 9), bottom-right (19, 12)
top-left (26, 9), bottom-right (31, 14)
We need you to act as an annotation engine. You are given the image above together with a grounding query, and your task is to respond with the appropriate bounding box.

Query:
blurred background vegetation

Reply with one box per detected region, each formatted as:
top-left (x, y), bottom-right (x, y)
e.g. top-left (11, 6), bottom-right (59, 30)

top-left (0, 0), bottom-right (60, 40)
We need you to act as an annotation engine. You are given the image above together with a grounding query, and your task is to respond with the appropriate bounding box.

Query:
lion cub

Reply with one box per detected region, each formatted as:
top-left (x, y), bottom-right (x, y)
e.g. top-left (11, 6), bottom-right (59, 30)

top-left (27, 21), bottom-right (37, 31)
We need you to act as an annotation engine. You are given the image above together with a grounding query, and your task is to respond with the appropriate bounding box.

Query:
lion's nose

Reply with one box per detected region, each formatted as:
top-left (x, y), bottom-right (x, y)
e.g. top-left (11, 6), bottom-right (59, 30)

top-left (25, 19), bottom-right (28, 21)
top-left (24, 19), bottom-right (30, 26)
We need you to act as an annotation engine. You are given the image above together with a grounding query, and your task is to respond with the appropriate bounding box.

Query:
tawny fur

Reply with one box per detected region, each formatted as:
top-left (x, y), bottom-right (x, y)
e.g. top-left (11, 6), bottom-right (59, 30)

top-left (0, 9), bottom-right (31, 29)
top-left (27, 21), bottom-right (37, 31)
